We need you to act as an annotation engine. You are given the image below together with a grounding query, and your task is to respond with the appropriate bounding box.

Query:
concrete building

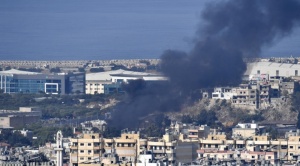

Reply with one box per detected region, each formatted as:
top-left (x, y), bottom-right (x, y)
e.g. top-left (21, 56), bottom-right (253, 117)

top-left (187, 125), bottom-right (210, 140)
top-left (80, 120), bottom-right (107, 132)
top-left (246, 62), bottom-right (300, 79)
top-left (69, 130), bottom-right (178, 166)
top-left (0, 107), bottom-right (42, 128)
top-left (147, 133), bottom-right (176, 164)
top-left (211, 87), bottom-right (234, 100)
top-left (197, 150), bottom-right (277, 165)
top-left (85, 69), bottom-right (167, 95)
top-left (0, 69), bottom-right (85, 94)
top-left (69, 132), bottom-right (104, 165)
top-left (232, 122), bottom-right (259, 139)
top-left (231, 84), bottom-right (259, 109)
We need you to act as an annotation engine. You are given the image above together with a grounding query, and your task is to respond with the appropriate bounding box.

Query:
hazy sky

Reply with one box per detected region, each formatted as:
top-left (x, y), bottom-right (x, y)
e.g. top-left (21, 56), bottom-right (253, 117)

top-left (0, 0), bottom-right (300, 60)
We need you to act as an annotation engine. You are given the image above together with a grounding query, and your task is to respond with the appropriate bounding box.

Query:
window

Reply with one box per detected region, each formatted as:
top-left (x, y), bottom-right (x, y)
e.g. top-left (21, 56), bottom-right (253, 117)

top-left (296, 70), bottom-right (298, 76)
top-left (290, 146), bottom-right (293, 149)
top-left (88, 157), bottom-right (91, 160)
top-left (80, 143), bottom-right (84, 146)
top-left (88, 150), bottom-right (92, 153)
top-left (80, 150), bottom-right (84, 153)
top-left (268, 156), bottom-right (271, 159)
top-left (80, 157), bottom-right (84, 160)
top-left (257, 70), bottom-right (260, 74)
top-left (212, 94), bottom-right (219, 97)
top-left (276, 70), bottom-right (279, 76)
top-left (88, 143), bottom-right (91, 146)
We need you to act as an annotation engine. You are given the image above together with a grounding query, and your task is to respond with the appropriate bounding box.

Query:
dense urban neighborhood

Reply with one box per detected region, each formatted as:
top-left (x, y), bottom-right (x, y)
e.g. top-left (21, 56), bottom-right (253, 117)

top-left (1, 57), bottom-right (300, 165)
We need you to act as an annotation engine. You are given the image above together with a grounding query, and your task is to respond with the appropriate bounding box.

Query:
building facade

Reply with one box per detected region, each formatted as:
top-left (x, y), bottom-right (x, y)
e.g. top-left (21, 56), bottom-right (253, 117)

top-left (0, 69), bottom-right (85, 94)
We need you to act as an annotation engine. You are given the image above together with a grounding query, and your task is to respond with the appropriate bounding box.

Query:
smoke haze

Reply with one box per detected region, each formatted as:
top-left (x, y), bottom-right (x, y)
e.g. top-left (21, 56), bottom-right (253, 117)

top-left (111, 0), bottom-right (300, 129)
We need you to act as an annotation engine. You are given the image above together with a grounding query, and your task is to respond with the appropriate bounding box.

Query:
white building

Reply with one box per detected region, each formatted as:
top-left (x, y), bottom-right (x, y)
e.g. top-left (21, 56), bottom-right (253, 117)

top-left (85, 69), bottom-right (167, 94)
top-left (246, 62), bottom-right (300, 79)
top-left (212, 87), bottom-right (234, 100)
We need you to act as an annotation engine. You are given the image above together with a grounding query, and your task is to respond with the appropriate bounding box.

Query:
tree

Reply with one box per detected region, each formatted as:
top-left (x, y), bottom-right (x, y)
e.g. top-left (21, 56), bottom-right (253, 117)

top-left (291, 92), bottom-right (300, 112)
top-left (182, 115), bottom-right (193, 123)
top-left (50, 67), bottom-right (61, 73)
top-left (297, 111), bottom-right (300, 129)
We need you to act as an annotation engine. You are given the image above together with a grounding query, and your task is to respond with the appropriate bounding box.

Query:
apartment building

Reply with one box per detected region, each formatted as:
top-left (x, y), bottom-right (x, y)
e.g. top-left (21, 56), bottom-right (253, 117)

top-left (232, 122), bottom-right (259, 139)
top-left (69, 132), bottom-right (104, 166)
top-left (211, 87), bottom-right (233, 100)
top-left (113, 131), bottom-right (139, 162)
top-left (147, 133), bottom-right (176, 164)
top-left (196, 126), bottom-right (300, 164)
top-left (231, 84), bottom-right (259, 109)
top-left (69, 131), bottom-right (179, 166)
top-left (197, 150), bottom-right (277, 165)
top-left (187, 125), bottom-right (210, 140)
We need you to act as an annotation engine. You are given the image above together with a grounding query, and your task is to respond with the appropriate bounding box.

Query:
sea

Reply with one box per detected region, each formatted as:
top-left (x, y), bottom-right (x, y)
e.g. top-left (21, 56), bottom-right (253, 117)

top-left (0, 0), bottom-right (300, 61)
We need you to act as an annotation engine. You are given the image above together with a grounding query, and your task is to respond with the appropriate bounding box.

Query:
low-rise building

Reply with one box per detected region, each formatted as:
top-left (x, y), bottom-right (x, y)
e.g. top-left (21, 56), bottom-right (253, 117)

top-left (0, 107), bottom-right (42, 128)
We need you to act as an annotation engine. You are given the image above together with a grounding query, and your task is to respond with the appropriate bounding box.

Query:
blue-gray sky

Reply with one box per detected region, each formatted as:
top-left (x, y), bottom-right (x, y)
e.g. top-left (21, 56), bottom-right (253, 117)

top-left (0, 0), bottom-right (300, 60)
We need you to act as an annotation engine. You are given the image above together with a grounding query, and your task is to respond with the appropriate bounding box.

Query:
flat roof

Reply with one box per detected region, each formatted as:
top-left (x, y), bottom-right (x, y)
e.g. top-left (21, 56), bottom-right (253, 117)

top-left (0, 69), bottom-right (41, 75)
top-left (85, 69), bottom-right (158, 81)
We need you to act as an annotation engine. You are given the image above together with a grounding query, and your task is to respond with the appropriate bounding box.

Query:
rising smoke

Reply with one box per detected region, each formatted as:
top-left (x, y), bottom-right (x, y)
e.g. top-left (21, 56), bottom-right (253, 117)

top-left (110, 0), bottom-right (300, 129)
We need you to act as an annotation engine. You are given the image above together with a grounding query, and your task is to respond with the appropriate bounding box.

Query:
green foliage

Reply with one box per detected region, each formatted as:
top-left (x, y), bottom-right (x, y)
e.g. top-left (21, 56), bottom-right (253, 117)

top-left (180, 110), bottom-right (218, 127)
top-left (265, 126), bottom-right (279, 139)
top-left (195, 110), bottom-right (218, 126)
top-left (181, 115), bottom-right (193, 124)
top-left (142, 124), bottom-right (162, 137)
top-left (0, 92), bottom-right (119, 119)
top-left (0, 93), bottom-right (37, 110)
top-left (0, 130), bottom-right (31, 147)
top-left (50, 67), bottom-right (61, 73)
top-left (231, 109), bottom-right (264, 123)
top-left (292, 92), bottom-right (300, 112)
top-left (297, 112), bottom-right (300, 129)
top-left (28, 123), bottom-right (73, 146)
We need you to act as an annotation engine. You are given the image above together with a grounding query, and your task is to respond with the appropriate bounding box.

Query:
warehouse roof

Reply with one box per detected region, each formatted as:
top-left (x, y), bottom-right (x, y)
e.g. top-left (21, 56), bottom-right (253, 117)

top-left (0, 69), bottom-right (41, 75)
top-left (245, 62), bottom-right (300, 75)
top-left (86, 69), bottom-right (157, 81)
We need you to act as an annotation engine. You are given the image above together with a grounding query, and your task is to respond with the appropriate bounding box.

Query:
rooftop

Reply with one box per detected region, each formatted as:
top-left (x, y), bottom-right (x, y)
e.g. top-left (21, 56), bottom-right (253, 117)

top-left (0, 69), bottom-right (41, 75)
top-left (85, 69), bottom-right (158, 81)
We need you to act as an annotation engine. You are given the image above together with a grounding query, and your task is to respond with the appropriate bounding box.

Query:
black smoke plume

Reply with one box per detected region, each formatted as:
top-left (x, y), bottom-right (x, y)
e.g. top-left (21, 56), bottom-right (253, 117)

top-left (110, 0), bottom-right (300, 129)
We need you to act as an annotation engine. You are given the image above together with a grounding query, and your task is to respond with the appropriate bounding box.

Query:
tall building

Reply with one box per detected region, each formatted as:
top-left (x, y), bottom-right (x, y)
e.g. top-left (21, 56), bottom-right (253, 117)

top-left (70, 132), bottom-right (104, 165)
top-left (0, 69), bottom-right (85, 94)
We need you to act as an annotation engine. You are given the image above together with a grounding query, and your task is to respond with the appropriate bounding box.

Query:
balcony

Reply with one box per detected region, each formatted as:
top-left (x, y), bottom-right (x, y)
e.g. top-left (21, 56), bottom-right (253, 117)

top-left (70, 146), bottom-right (78, 149)
top-left (152, 149), bottom-right (165, 153)
top-left (201, 140), bottom-right (224, 144)
top-left (166, 149), bottom-right (175, 153)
